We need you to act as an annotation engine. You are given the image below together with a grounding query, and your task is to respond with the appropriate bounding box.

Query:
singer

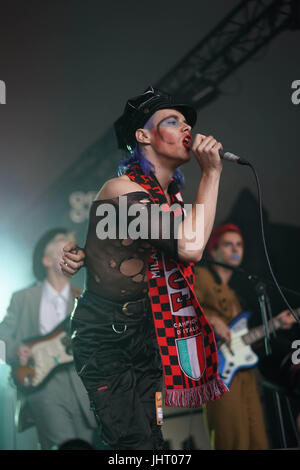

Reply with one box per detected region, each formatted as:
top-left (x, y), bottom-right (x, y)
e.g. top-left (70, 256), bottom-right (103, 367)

top-left (61, 86), bottom-right (227, 450)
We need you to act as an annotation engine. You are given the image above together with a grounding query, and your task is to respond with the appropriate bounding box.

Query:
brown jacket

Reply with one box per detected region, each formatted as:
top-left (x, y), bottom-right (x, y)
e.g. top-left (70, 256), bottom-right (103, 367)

top-left (194, 266), bottom-right (243, 324)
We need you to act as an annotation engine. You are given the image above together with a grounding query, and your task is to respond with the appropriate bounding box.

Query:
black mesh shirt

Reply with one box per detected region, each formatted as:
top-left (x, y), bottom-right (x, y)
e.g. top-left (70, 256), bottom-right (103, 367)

top-left (84, 191), bottom-right (182, 302)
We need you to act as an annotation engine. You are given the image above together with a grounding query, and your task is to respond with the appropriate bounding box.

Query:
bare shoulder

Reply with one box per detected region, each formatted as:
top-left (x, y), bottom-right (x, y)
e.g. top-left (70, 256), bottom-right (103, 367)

top-left (95, 175), bottom-right (148, 200)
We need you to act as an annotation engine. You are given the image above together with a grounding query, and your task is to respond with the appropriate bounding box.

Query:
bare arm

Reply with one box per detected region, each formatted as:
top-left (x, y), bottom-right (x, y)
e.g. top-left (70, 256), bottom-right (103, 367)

top-left (96, 146), bottom-right (222, 265)
top-left (177, 134), bottom-right (223, 263)
top-left (61, 135), bottom-right (223, 272)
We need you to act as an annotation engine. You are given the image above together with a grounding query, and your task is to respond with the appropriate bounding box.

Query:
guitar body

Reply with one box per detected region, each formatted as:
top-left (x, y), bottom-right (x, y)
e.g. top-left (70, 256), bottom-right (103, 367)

top-left (217, 312), bottom-right (259, 388)
top-left (12, 320), bottom-right (73, 390)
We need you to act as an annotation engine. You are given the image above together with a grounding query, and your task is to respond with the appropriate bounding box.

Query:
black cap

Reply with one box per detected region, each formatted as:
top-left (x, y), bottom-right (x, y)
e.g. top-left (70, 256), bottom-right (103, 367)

top-left (32, 228), bottom-right (68, 281)
top-left (114, 86), bottom-right (197, 151)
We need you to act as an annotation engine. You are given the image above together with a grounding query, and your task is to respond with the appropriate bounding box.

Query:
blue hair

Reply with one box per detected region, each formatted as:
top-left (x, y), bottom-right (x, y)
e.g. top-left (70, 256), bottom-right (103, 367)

top-left (117, 145), bottom-right (185, 189)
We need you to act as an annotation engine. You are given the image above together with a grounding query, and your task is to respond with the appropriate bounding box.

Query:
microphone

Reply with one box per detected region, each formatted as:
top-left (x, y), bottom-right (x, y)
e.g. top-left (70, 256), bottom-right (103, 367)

top-left (219, 149), bottom-right (249, 166)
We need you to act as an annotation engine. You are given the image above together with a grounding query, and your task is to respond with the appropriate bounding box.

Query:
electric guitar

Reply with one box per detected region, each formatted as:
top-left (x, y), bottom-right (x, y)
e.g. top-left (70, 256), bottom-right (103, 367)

top-left (12, 317), bottom-right (73, 390)
top-left (217, 309), bottom-right (299, 388)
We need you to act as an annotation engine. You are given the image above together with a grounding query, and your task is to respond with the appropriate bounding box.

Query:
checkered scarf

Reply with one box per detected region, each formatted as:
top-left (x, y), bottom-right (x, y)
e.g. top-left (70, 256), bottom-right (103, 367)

top-left (126, 164), bottom-right (228, 408)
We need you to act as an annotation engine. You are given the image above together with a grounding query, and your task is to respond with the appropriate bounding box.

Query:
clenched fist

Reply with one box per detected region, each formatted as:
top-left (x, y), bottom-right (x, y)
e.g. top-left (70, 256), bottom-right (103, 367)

top-left (60, 242), bottom-right (85, 278)
top-left (192, 134), bottom-right (223, 174)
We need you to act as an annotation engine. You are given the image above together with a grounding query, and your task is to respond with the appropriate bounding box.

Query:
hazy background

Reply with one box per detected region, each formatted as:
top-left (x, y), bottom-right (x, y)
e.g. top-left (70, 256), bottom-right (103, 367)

top-left (0, 0), bottom-right (299, 320)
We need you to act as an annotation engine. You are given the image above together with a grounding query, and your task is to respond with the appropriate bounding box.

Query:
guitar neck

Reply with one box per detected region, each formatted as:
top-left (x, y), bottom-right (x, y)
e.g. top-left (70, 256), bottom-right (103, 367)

top-left (243, 308), bottom-right (300, 346)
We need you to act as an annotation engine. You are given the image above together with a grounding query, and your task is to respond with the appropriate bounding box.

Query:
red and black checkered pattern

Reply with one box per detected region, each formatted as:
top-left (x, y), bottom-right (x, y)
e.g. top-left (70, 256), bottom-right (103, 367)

top-left (127, 164), bottom-right (228, 407)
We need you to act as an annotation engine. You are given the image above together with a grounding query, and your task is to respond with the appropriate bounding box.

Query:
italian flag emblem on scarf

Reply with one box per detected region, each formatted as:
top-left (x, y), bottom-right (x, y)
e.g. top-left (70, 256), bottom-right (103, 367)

top-left (127, 164), bottom-right (228, 408)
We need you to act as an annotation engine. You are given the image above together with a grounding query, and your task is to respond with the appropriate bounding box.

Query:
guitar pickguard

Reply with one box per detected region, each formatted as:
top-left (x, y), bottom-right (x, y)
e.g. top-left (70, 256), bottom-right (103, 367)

top-left (217, 312), bottom-right (259, 388)
top-left (29, 331), bottom-right (73, 386)
top-left (13, 320), bottom-right (73, 389)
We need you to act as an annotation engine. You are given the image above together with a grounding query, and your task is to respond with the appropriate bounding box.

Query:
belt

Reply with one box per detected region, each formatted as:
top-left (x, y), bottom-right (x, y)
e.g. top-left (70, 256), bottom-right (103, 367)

top-left (121, 297), bottom-right (150, 317)
top-left (76, 291), bottom-right (151, 336)
top-left (112, 297), bottom-right (150, 334)
top-left (81, 290), bottom-right (150, 318)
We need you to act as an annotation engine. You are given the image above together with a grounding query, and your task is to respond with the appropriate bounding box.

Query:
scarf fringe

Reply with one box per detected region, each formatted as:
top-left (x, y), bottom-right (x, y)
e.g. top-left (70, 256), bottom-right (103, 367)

top-left (165, 379), bottom-right (229, 408)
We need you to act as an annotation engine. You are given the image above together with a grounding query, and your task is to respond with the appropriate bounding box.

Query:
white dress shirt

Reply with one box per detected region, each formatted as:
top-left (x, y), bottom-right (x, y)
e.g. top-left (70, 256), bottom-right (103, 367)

top-left (39, 280), bottom-right (71, 335)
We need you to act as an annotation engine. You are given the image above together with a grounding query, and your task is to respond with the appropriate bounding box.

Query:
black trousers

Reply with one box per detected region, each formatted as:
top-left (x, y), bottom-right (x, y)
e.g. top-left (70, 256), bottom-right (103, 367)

top-left (70, 290), bottom-right (164, 450)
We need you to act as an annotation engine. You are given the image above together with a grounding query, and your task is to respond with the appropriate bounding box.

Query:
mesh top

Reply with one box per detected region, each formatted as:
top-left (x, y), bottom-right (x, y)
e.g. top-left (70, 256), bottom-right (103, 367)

top-left (84, 191), bottom-right (181, 302)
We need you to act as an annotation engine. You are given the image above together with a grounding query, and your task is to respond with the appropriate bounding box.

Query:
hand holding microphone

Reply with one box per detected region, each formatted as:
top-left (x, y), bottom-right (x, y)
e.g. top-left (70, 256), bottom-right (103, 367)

top-left (192, 133), bottom-right (249, 170)
top-left (192, 134), bottom-right (223, 174)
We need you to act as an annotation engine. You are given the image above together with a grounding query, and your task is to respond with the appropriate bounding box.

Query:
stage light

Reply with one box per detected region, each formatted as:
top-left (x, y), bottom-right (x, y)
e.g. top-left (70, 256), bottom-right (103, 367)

top-left (0, 232), bottom-right (34, 323)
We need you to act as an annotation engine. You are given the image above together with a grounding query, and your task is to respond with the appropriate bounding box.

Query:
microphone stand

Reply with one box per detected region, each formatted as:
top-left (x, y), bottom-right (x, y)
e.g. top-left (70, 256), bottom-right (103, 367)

top-left (253, 278), bottom-right (287, 448)
top-left (197, 258), bottom-right (297, 448)
top-left (199, 258), bottom-right (300, 300)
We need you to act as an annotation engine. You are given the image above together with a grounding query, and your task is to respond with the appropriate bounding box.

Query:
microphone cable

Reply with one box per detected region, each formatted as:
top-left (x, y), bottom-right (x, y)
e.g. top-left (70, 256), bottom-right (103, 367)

top-left (241, 160), bottom-right (300, 325)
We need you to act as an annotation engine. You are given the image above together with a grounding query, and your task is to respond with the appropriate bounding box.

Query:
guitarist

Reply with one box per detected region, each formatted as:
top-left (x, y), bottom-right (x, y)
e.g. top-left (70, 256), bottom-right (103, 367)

top-left (194, 223), bottom-right (294, 450)
top-left (0, 229), bottom-right (97, 450)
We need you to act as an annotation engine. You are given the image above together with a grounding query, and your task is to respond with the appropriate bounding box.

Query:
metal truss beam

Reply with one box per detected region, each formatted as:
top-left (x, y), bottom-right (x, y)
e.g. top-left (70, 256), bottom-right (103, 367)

top-left (157, 0), bottom-right (295, 108)
top-left (24, 0), bottom-right (298, 223)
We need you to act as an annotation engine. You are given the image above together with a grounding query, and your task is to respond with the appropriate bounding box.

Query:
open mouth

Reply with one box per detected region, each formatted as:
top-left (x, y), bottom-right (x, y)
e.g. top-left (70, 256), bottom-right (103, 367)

top-left (182, 134), bottom-right (192, 149)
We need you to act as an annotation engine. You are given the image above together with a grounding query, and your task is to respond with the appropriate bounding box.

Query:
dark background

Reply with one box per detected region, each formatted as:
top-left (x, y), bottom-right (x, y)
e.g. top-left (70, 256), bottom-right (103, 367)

top-left (0, 0), bottom-right (299, 323)
top-left (0, 0), bottom-right (300, 449)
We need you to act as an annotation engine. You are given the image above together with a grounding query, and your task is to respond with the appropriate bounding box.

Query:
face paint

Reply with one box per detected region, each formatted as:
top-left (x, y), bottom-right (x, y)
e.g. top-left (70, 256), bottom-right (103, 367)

top-left (143, 115), bottom-right (155, 131)
top-left (158, 115), bottom-right (192, 149)
top-left (156, 115), bottom-right (182, 145)
top-left (143, 111), bottom-right (191, 156)
top-left (159, 116), bottom-right (181, 128)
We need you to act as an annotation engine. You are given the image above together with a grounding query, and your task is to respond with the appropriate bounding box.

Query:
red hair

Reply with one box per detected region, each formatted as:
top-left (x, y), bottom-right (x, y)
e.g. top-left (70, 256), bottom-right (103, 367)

top-left (207, 223), bottom-right (244, 255)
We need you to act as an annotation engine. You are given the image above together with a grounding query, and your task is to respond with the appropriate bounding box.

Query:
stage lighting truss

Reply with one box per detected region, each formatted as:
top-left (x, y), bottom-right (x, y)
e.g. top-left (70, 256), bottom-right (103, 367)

top-left (157, 0), bottom-right (296, 108)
